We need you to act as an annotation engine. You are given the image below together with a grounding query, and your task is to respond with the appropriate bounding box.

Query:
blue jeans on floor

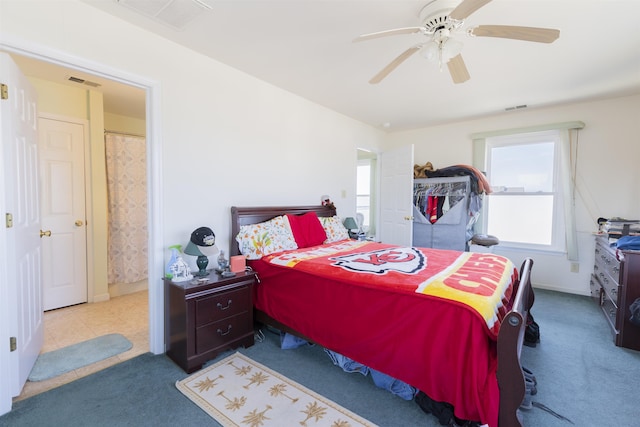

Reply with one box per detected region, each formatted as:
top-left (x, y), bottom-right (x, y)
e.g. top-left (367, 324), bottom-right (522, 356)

top-left (324, 349), bottom-right (416, 400)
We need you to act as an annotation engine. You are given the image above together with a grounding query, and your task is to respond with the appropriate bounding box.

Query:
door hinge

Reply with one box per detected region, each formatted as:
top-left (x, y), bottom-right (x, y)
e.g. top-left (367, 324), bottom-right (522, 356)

top-left (1, 83), bottom-right (7, 100)
top-left (6, 213), bottom-right (13, 228)
top-left (9, 337), bottom-right (17, 352)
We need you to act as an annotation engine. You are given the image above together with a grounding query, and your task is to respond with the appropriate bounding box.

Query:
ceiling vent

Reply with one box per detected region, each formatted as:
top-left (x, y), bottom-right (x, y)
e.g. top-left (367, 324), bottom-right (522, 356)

top-left (66, 75), bottom-right (102, 88)
top-left (505, 104), bottom-right (528, 111)
top-left (115, 0), bottom-right (214, 30)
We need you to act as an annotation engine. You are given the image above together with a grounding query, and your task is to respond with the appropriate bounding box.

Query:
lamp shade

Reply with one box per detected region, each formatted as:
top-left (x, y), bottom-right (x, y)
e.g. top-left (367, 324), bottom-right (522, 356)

top-left (343, 217), bottom-right (358, 230)
top-left (183, 241), bottom-right (204, 257)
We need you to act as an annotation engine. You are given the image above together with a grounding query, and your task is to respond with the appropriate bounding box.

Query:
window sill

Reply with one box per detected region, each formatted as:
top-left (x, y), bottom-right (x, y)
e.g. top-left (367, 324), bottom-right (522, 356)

top-left (492, 244), bottom-right (566, 257)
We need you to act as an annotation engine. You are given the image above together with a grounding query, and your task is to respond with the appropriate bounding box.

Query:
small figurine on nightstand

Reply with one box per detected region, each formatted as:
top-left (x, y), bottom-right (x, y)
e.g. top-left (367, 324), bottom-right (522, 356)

top-left (218, 250), bottom-right (235, 277)
top-left (218, 250), bottom-right (229, 271)
top-left (166, 244), bottom-right (193, 282)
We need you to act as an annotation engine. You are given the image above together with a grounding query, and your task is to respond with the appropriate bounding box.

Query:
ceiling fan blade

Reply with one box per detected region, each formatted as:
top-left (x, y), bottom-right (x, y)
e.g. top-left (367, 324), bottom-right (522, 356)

top-left (450, 0), bottom-right (493, 21)
top-left (447, 54), bottom-right (470, 84)
top-left (369, 46), bottom-right (421, 84)
top-left (471, 25), bottom-right (560, 43)
top-left (353, 27), bottom-right (423, 43)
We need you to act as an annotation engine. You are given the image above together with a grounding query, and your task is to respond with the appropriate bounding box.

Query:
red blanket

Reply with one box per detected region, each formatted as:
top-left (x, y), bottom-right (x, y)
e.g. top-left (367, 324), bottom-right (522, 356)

top-left (263, 240), bottom-right (516, 339)
top-left (253, 241), bottom-right (520, 426)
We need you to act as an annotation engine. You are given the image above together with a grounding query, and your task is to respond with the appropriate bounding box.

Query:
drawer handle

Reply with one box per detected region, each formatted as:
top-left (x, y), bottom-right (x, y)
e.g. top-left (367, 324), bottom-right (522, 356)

top-left (217, 325), bottom-right (232, 336)
top-left (217, 300), bottom-right (233, 310)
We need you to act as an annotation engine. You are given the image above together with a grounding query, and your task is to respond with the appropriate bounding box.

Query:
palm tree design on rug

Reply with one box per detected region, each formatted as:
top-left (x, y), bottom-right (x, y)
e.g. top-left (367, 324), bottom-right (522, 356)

top-left (193, 374), bottom-right (223, 393)
top-left (268, 383), bottom-right (299, 403)
top-left (242, 404), bottom-right (272, 427)
top-left (228, 361), bottom-right (252, 376)
top-left (216, 390), bottom-right (247, 411)
top-left (243, 371), bottom-right (270, 389)
top-left (300, 401), bottom-right (328, 426)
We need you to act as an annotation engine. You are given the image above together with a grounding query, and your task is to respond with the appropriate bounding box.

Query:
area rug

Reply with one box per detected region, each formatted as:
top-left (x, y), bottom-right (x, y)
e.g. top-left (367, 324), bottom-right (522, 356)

top-left (176, 352), bottom-right (377, 427)
top-left (28, 333), bottom-right (132, 381)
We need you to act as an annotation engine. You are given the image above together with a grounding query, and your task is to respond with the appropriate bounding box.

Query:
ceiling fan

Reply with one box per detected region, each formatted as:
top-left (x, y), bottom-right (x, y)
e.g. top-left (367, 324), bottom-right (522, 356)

top-left (354, 0), bottom-right (560, 84)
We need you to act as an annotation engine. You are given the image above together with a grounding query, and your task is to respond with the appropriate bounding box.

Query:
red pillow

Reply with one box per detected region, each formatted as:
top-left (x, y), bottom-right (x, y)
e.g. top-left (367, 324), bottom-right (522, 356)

top-left (286, 212), bottom-right (327, 248)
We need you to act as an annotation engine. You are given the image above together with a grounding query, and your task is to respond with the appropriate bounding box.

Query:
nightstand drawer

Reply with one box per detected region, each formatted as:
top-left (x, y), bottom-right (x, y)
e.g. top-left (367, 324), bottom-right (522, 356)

top-left (195, 285), bottom-right (250, 326)
top-left (195, 312), bottom-right (252, 354)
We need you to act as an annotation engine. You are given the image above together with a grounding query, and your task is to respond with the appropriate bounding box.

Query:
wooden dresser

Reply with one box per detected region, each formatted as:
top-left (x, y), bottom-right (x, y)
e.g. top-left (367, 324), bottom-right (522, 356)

top-left (165, 270), bottom-right (256, 372)
top-left (590, 235), bottom-right (640, 351)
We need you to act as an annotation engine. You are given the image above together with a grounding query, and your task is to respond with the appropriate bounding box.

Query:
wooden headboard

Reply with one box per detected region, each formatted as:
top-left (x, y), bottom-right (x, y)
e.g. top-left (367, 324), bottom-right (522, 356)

top-left (230, 205), bottom-right (337, 256)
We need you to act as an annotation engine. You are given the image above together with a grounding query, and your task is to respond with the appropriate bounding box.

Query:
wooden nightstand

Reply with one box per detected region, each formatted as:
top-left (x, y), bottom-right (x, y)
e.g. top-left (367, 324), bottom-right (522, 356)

top-left (165, 270), bottom-right (256, 373)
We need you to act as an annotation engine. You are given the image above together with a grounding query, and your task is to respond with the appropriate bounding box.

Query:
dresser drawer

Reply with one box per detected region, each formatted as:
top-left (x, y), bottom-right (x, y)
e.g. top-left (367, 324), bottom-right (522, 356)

top-left (594, 271), bottom-right (619, 305)
top-left (600, 292), bottom-right (619, 333)
top-left (195, 312), bottom-right (252, 354)
top-left (594, 242), bottom-right (621, 283)
top-left (195, 285), bottom-right (250, 327)
top-left (589, 274), bottom-right (602, 303)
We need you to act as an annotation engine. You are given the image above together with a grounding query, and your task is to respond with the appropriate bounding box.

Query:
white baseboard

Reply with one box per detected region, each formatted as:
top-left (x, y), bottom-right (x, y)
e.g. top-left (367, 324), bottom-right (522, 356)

top-left (92, 293), bottom-right (111, 303)
top-left (532, 283), bottom-right (590, 297)
top-left (108, 280), bottom-right (148, 298)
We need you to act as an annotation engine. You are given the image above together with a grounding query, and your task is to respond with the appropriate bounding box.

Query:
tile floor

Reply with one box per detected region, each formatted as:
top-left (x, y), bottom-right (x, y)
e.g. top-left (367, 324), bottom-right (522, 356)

top-left (14, 290), bottom-right (149, 402)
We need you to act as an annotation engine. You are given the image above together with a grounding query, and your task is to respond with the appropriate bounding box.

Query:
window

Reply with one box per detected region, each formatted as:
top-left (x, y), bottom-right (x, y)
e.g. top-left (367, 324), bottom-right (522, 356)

top-left (484, 130), bottom-right (565, 251)
top-left (356, 161), bottom-right (371, 228)
top-left (356, 149), bottom-right (377, 236)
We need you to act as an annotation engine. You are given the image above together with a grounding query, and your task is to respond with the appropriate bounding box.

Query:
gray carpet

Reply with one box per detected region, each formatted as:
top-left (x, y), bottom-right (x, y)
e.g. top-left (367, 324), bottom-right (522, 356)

top-left (2, 289), bottom-right (639, 426)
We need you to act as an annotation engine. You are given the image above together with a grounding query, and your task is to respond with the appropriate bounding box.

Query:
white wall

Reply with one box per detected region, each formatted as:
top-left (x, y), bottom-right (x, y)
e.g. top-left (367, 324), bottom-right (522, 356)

top-left (384, 94), bottom-right (640, 295)
top-left (0, 0), bottom-right (385, 368)
top-left (0, 0), bottom-right (384, 256)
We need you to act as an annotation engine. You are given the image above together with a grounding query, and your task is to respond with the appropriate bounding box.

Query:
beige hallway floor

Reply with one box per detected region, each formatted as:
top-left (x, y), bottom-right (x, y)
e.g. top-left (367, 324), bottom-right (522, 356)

top-left (14, 290), bottom-right (149, 402)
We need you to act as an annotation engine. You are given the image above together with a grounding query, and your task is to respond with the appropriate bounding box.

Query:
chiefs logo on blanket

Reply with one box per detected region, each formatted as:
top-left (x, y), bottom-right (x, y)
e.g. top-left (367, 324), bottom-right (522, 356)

top-left (331, 247), bottom-right (426, 275)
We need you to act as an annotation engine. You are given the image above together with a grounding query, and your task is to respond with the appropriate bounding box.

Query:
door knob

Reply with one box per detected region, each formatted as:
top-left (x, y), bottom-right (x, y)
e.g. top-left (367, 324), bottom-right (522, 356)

top-left (40, 230), bottom-right (51, 238)
top-left (75, 220), bottom-right (84, 226)
top-left (404, 216), bottom-right (414, 221)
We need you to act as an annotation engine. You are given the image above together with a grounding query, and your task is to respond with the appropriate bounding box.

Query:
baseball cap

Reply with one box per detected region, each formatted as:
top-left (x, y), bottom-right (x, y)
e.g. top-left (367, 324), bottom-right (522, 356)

top-left (189, 227), bottom-right (218, 256)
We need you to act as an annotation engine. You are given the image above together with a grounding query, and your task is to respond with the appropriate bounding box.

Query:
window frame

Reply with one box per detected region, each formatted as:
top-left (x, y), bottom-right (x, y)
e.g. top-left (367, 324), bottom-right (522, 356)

top-left (356, 158), bottom-right (372, 232)
top-left (483, 130), bottom-right (566, 253)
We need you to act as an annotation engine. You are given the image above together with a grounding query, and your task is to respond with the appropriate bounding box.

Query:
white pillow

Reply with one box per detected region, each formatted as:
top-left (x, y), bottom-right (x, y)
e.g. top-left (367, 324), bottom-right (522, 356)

top-left (235, 216), bottom-right (297, 260)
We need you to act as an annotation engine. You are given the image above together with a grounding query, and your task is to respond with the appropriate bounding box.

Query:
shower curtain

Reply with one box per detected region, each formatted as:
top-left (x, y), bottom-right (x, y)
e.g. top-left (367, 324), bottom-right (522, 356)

top-left (105, 132), bottom-right (148, 284)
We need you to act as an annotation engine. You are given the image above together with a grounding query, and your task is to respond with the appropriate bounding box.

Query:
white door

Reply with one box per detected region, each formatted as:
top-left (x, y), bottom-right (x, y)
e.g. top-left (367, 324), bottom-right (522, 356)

top-left (0, 53), bottom-right (44, 403)
top-left (39, 116), bottom-right (88, 311)
top-left (379, 144), bottom-right (414, 246)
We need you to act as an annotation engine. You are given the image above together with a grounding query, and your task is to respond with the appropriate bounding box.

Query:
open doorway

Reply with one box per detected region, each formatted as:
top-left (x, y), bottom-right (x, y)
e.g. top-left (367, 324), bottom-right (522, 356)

top-left (2, 50), bottom-right (156, 400)
top-left (356, 148), bottom-right (378, 239)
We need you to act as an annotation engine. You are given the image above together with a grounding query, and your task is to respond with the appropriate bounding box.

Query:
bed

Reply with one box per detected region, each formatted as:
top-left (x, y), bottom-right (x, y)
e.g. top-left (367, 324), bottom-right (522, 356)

top-left (231, 205), bottom-right (534, 427)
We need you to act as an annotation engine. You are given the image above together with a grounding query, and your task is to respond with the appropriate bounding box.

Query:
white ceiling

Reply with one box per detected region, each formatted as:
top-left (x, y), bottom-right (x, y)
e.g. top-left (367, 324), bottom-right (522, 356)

top-left (12, 0), bottom-right (640, 131)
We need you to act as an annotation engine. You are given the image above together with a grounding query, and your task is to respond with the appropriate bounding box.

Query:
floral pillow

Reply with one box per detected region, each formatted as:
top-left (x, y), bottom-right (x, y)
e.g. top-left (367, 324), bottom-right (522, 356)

top-left (235, 215), bottom-right (297, 260)
top-left (320, 216), bottom-right (350, 243)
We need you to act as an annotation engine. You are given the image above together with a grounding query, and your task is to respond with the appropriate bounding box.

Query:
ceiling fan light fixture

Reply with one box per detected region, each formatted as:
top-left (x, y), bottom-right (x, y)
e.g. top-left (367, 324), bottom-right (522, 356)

top-left (441, 37), bottom-right (463, 62)
top-left (420, 41), bottom-right (440, 62)
top-left (421, 36), bottom-right (463, 70)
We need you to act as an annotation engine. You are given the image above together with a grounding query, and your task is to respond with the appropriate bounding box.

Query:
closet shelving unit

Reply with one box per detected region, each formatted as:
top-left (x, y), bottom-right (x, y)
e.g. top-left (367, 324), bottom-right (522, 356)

top-left (413, 176), bottom-right (471, 251)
